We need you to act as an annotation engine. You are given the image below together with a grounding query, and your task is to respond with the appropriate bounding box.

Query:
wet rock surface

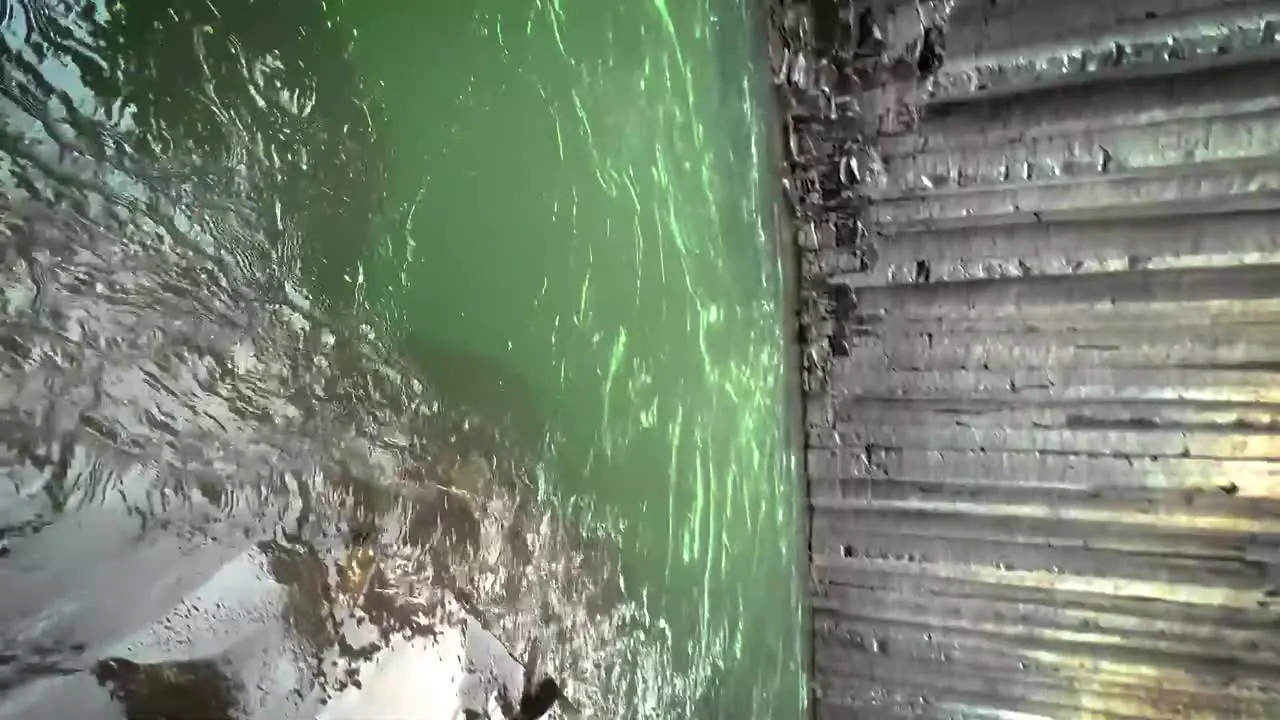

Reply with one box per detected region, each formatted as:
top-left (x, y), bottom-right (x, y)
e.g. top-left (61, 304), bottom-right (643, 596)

top-left (769, 0), bottom-right (951, 404)
top-left (779, 2), bottom-right (1280, 719)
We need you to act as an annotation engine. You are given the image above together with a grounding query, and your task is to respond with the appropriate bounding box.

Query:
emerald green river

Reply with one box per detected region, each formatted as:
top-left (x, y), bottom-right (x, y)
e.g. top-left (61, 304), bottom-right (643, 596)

top-left (0, 0), bottom-right (805, 717)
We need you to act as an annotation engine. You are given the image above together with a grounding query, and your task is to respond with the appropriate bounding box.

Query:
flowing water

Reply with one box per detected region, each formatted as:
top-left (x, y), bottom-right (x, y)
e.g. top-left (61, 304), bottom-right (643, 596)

top-left (0, 0), bottom-right (805, 717)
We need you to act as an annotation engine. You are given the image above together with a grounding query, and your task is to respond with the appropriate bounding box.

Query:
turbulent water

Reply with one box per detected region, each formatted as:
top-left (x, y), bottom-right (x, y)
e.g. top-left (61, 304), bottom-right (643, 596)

top-left (0, 1), bottom-right (804, 718)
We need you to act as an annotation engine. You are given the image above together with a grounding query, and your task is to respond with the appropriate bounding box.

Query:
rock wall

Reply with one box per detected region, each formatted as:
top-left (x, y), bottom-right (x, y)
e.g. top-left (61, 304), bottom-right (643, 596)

top-left (775, 1), bottom-right (1280, 718)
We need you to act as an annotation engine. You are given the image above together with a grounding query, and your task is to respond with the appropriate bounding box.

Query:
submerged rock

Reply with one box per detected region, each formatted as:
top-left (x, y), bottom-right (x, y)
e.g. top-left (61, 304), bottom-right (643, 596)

top-left (0, 463), bottom-right (599, 719)
top-left (0, 198), bottom-right (623, 719)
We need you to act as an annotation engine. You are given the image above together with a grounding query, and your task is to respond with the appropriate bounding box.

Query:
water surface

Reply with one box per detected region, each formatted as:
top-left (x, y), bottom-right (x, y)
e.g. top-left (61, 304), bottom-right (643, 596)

top-left (0, 0), bottom-right (804, 716)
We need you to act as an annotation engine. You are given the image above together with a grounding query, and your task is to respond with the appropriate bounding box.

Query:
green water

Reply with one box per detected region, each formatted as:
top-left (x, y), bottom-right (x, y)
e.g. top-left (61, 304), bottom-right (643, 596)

top-left (0, 0), bottom-right (806, 714)
top-left (334, 1), bottom-right (805, 716)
